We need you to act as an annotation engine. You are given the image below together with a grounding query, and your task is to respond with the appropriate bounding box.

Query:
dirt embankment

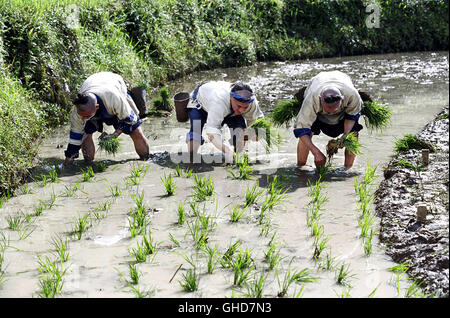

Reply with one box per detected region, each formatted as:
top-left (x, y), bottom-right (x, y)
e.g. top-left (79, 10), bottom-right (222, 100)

top-left (375, 106), bottom-right (449, 298)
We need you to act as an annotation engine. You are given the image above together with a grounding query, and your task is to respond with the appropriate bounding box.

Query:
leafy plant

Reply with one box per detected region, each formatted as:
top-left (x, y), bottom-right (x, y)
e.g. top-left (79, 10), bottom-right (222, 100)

top-left (249, 117), bottom-right (282, 152)
top-left (161, 174), bottom-right (176, 196)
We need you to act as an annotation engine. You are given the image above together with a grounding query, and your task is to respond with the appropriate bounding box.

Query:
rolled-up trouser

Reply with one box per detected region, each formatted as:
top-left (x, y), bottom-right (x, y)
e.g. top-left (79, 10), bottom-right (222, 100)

top-left (311, 117), bottom-right (363, 138)
top-left (84, 116), bottom-right (142, 135)
top-left (186, 108), bottom-right (247, 148)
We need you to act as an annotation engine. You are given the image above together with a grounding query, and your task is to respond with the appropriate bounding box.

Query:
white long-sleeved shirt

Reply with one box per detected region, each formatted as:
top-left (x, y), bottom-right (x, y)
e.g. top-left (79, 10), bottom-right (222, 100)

top-left (187, 81), bottom-right (264, 136)
top-left (65, 72), bottom-right (139, 158)
top-left (294, 71), bottom-right (362, 135)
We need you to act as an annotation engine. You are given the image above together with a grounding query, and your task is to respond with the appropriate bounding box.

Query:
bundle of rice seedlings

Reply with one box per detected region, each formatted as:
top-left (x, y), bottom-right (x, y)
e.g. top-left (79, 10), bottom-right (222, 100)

top-left (99, 137), bottom-right (120, 156)
top-left (394, 134), bottom-right (435, 154)
top-left (152, 87), bottom-right (173, 112)
top-left (271, 99), bottom-right (301, 127)
top-left (249, 118), bottom-right (282, 153)
top-left (361, 101), bottom-right (391, 131)
top-left (326, 133), bottom-right (362, 159)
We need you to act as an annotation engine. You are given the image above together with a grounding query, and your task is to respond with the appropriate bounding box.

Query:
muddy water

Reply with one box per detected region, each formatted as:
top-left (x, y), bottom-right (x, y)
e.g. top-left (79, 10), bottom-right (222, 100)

top-left (0, 52), bottom-right (448, 298)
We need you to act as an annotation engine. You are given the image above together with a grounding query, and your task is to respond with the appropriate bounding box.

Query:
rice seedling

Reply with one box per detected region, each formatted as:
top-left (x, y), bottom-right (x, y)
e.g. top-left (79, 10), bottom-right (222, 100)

top-left (259, 218), bottom-right (272, 237)
top-left (193, 175), bottom-right (215, 201)
top-left (131, 163), bottom-right (149, 179)
top-left (363, 229), bottom-right (374, 256)
top-left (244, 182), bottom-right (265, 207)
top-left (313, 236), bottom-right (330, 260)
top-left (361, 101), bottom-right (392, 131)
top-left (126, 174), bottom-right (144, 187)
top-left (47, 168), bottom-right (61, 183)
top-left (177, 201), bottom-right (186, 225)
top-left (220, 240), bottom-right (242, 269)
top-left (51, 235), bottom-right (70, 263)
top-left (245, 270), bottom-right (268, 298)
top-left (34, 205), bottom-right (44, 216)
top-left (405, 279), bottom-right (426, 298)
top-left (80, 166), bottom-right (95, 182)
top-left (169, 233), bottom-right (180, 248)
top-left (187, 219), bottom-right (210, 249)
top-left (174, 165), bottom-right (183, 177)
top-left (128, 264), bottom-right (141, 285)
top-left (233, 264), bottom-right (254, 286)
top-left (394, 134), bottom-right (435, 154)
top-left (388, 261), bottom-right (410, 274)
top-left (198, 212), bottom-right (217, 233)
top-left (6, 214), bottom-right (24, 231)
top-left (128, 213), bottom-right (149, 238)
top-left (201, 244), bottom-right (220, 274)
top-left (161, 174), bottom-right (176, 196)
top-left (358, 212), bottom-right (375, 238)
top-left (326, 133), bottom-right (362, 160)
top-left (264, 242), bottom-right (282, 270)
top-left (276, 259), bottom-right (317, 297)
top-left (72, 213), bottom-right (91, 240)
top-left (36, 256), bottom-right (67, 298)
top-left (142, 231), bottom-right (159, 260)
top-left (184, 167), bottom-right (193, 178)
top-left (179, 269), bottom-right (199, 292)
top-left (336, 263), bottom-right (354, 287)
top-left (188, 200), bottom-right (201, 217)
top-left (227, 153), bottom-right (254, 180)
top-left (39, 174), bottom-right (49, 187)
top-left (107, 184), bottom-right (122, 197)
top-left (271, 98), bottom-right (301, 127)
top-left (129, 241), bottom-right (148, 263)
top-left (21, 184), bottom-right (32, 194)
top-left (229, 204), bottom-right (246, 223)
top-left (98, 137), bottom-right (120, 156)
top-left (317, 252), bottom-right (337, 271)
top-left (249, 118), bottom-right (283, 152)
top-left (37, 275), bottom-right (64, 298)
top-left (95, 161), bottom-right (107, 172)
top-left (18, 225), bottom-right (35, 240)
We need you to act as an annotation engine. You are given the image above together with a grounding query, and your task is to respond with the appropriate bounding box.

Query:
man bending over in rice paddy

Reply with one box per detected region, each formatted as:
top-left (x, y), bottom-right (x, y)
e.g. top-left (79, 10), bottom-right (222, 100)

top-left (186, 81), bottom-right (264, 163)
top-left (64, 72), bottom-right (150, 165)
top-left (293, 71), bottom-right (363, 169)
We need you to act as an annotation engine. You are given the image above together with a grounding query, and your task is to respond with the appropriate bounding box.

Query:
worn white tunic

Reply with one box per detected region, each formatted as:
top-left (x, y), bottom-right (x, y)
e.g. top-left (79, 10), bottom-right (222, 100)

top-left (294, 71), bottom-right (362, 131)
top-left (68, 72), bottom-right (139, 147)
top-left (187, 81), bottom-right (264, 136)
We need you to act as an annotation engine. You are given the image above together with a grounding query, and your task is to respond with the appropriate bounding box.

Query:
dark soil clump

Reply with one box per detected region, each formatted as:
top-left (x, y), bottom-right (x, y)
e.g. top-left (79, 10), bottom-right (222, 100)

top-left (375, 106), bottom-right (449, 297)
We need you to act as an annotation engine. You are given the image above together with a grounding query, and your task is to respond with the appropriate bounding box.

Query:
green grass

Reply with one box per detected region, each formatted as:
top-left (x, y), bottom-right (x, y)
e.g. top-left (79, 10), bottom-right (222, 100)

top-left (193, 175), bottom-right (215, 201)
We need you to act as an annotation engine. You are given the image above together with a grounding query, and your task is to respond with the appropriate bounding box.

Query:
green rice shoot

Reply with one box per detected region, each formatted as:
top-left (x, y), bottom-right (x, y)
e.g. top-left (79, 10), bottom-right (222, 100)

top-left (271, 99), bottom-right (301, 127)
top-left (361, 101), bottom-right (392, 131)
top-left (98, 137), bottom-right (120, 156)
top-left (327, 133), bottom-right (362, 159)
top-left (249, 118), bottom-right (282, 153)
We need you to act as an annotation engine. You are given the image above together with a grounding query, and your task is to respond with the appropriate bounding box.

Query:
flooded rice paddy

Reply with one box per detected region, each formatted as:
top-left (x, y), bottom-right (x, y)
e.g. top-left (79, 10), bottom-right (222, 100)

top-left (0, 51), bottom-right (448, 298)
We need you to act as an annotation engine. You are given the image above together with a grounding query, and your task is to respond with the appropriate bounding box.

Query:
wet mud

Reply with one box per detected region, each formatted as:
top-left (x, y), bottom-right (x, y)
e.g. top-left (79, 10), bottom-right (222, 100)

top-left (375, 107), bottom-right (449, 297)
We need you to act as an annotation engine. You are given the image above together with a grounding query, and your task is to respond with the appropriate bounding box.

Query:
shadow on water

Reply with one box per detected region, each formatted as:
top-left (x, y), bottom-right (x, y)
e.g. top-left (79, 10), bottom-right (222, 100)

top-left (253, 165), bottom-right (361, 194)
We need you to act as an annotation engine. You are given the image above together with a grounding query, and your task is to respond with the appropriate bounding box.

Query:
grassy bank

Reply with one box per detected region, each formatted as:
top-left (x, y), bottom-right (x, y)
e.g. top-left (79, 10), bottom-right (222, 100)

top-left (0, 0), bottom-right (448, 195)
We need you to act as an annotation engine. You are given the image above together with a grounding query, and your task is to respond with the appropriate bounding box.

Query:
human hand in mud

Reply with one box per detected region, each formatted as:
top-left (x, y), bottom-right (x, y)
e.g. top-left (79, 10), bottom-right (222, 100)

top-left (99, 130), bottom-right (121, 140)
top-left (63, 157), bottom-right (74, 167)
top-left (312, 149), bottom-right (326, 168)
